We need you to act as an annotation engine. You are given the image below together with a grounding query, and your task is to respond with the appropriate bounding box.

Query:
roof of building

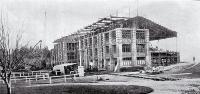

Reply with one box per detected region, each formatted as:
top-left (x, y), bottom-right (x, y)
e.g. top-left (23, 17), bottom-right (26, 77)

top-left (129, 16), bottom-right (177, 40)
top-left (54, 16), bottom-right (177, 43)
top-left (53, 33), bottom-right (80, 43)
top-left (80, 16), bottom-right (176, 40)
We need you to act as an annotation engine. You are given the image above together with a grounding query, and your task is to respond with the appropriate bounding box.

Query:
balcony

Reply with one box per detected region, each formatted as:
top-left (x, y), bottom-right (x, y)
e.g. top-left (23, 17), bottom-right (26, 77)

top-left (136, 39), bottom-right (146, 44)
top-left (137, 52), bottom-right (146, 57)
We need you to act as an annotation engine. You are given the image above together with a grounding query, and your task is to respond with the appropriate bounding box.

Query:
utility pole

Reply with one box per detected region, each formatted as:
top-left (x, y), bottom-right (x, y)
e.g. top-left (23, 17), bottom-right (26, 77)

top-left (136, 0), bottom-right (139, 16)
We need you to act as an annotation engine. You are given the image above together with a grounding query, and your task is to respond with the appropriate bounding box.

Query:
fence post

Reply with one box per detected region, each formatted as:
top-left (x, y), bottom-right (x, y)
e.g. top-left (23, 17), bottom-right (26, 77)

top-left (43, 75), bottom-right (45, 80)
top-left (12, 73), bottom-right (15, 78)
top-left (20, 73), bottom-right (21, 77)
top-left (25, 76), bottom-right (28, 82)
top-left (49, 77), bottom-right (52, 84)
top-left (47, 73), bottom-right (50, 78)
top-left (13, 73), bottom-right (16, 83)
top-left (32, 71), bottom-right (33, 76)
top-left (23, 72), bottom-right (24, 76)
top-left (14, 76), bottom-right (17, 83)
top-left (36, 74), bottom-right (37, 81)
top-left (29, 78), bottom-right (31, 85)
top-left (74, 74), bottom-right (76, 81)
top-left (64, 75), bottom-right (66, 82)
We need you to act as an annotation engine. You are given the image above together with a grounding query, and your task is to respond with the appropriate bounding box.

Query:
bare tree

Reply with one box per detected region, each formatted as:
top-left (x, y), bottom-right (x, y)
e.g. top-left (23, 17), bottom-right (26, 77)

top-left (0, 11), bottom-right (26, 94)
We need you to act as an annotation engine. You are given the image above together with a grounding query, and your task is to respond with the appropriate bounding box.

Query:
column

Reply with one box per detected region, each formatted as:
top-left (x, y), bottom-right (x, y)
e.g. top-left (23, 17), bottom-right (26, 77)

top-left (102, 33), bottom-right (106, 69)
top-left (115, 29), bottom-right (122, 72)
top-left (97, 34), bottom-right (102, 69)
top-left (145, 29), bottom-right (151, 67)
top-left (109, 31), bottom-right (112, 71)
top-left (131, 29), bottom-right (137, 66)
top-left (78, 39), bottom-right (82, 66)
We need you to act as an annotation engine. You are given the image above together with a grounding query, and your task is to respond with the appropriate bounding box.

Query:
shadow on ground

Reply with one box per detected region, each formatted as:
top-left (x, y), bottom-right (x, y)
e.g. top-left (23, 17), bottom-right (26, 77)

top-left (0, 84), bottom-right (153, 94)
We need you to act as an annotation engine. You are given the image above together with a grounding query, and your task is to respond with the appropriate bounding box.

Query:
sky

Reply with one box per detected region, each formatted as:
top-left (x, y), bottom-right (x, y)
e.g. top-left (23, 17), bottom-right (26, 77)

top-left (0, 0), bottom-right (200, 62)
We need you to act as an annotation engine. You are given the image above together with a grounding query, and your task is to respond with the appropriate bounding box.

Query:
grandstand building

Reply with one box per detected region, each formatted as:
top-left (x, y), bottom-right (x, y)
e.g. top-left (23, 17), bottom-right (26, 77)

top-left (52, 16), bottom-right (179, 72)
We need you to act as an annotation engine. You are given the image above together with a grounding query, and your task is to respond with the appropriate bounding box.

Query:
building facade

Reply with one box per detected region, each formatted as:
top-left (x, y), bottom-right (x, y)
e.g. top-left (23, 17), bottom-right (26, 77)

top-left (51, 35), bottom-right (79, 66)
top-left (52, 16), bottom-right (179, 72)
top-left (79, 28), bottom-right (150, 72)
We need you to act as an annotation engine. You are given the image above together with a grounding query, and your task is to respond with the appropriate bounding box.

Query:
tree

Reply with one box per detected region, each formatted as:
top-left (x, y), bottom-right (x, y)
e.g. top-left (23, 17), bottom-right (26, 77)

top-left (22, 46), bottom-right (51, 70)
top-left (0, 11), bottom-right (26, 94)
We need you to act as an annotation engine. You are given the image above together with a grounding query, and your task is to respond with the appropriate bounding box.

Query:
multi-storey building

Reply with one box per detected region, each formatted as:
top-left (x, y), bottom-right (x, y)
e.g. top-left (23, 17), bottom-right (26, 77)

top-left (51, 34), bottom-right (79, 66)
top-left (52, 16), bottom-right (178, 72)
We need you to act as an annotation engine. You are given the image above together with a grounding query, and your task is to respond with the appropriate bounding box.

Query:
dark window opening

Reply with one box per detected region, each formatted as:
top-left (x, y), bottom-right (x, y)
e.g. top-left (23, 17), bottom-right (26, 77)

top-left (136, 31), bottom-right (145, 39)
top-left (105, 33), bottom-right (109, 41)
top-left (123, 57), bottom-right (132, 61)
top-left (122, 30), bottom-right (131, 39)
top-left (111, 31), bottom-right (116, 39)
top-left (137, 44), bottom-right (145, 53)
top-left (112, 45), bottom-right (116, 53)
top-left (106, 46), bottom-right (109, 53)
top-left (122, 44), bottom-right (131, 52)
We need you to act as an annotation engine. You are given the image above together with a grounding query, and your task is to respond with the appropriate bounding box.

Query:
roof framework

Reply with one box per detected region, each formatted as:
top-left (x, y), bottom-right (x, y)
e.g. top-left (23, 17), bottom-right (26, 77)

top-left (54, 16), bottom-right (177, 43)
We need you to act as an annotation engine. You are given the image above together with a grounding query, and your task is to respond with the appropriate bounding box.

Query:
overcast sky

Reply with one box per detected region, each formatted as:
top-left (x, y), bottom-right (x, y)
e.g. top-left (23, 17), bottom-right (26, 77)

top-left (0, 0), bottom-right (200, 62)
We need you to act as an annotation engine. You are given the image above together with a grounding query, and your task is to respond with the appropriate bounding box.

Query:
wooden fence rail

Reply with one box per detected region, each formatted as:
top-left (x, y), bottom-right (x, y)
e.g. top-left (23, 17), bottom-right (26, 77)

top-left (0, 71), bottom-right (78, 85)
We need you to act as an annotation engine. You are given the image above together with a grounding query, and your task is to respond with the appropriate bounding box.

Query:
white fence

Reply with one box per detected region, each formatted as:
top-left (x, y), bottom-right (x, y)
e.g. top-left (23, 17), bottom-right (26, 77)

top-left (0, 71), bottom-right (78, 84)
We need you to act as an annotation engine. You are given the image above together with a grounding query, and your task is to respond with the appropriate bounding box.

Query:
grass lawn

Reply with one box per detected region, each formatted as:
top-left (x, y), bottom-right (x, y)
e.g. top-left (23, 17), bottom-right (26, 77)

top-left (0, 84), bottom-right (153, 94)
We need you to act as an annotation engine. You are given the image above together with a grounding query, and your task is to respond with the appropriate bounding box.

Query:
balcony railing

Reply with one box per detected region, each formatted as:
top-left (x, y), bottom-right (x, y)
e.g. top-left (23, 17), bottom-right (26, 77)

top-left (137, 52), bottom-right (146, 57)
top-left (136, 39), bottom-right (146, 44)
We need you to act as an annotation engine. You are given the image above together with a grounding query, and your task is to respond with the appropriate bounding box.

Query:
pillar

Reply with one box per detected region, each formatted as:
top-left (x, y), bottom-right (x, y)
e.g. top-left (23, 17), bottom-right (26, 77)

top-left (109, 31), bottom-right (113, 71)
top-left (78, 38), bottom-right (82, 66)
top-left (115, 29), bottom-right (123, 72)
top-left (145, 29), bottom-right (151, 67)
top-left (131, 29), bottom-right (137, 66)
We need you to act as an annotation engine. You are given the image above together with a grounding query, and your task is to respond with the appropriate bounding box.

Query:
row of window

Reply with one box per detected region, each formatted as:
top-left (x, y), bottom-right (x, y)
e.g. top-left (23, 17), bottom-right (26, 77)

top-left (105, 30), bottom-right (132, 40)
top-left (105, 44), bottom-right (132, 53)
top-left (106, 45), bottom-right (117, 53)
top-left (80, 30), bottom-right (145, 47)
top-left (66, 43), bottom-right (77, 51)
top-left (67, 52), bottom-right (77, 60)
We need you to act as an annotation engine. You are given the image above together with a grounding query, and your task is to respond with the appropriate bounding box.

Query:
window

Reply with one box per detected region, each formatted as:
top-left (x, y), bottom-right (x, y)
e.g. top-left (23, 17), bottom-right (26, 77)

top-left (122, 44), bottom-right (131, 52)
top-left (67, 52), bottom-right (75, 60)
top-left (84, 39), bottom-right (87, 46)
top-left (122, 30), bottom-right (131, 39)
top-left (95, 48), bottom-right (98, 56)
top-left (67, 43), bottom-right (76, 51)
top-left (89, 49), bottom-right (92, 56)
top-left (137, 57), bottom-right (145, 60)
top-left (102, 60), bottom-right (104, 68)
top-left (112, 45), bottom-right (116, 53)
top-left (81, 40), bottom-right (84, 48)
top-left (106, 46), bottom-right (109, 53)
top-left (89, 38), bottom-right (92, 46)
top-left (111, 31), bottom-right (116, 39)
top-left (93, 37), bottom-right (97, 45)
top-left (136, 31), bottom-right (145, 39)
top-left (123, 57), bottom-right (132, 61)
top-left (137, 44), bottom-right (145, 52)
top-left (105, 33), bottom-right (109, 41)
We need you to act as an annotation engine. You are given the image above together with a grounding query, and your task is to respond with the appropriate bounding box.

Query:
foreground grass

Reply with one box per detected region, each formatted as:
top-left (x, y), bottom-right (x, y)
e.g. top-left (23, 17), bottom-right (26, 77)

top-left (0, 84), bottom-right (153, 94)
